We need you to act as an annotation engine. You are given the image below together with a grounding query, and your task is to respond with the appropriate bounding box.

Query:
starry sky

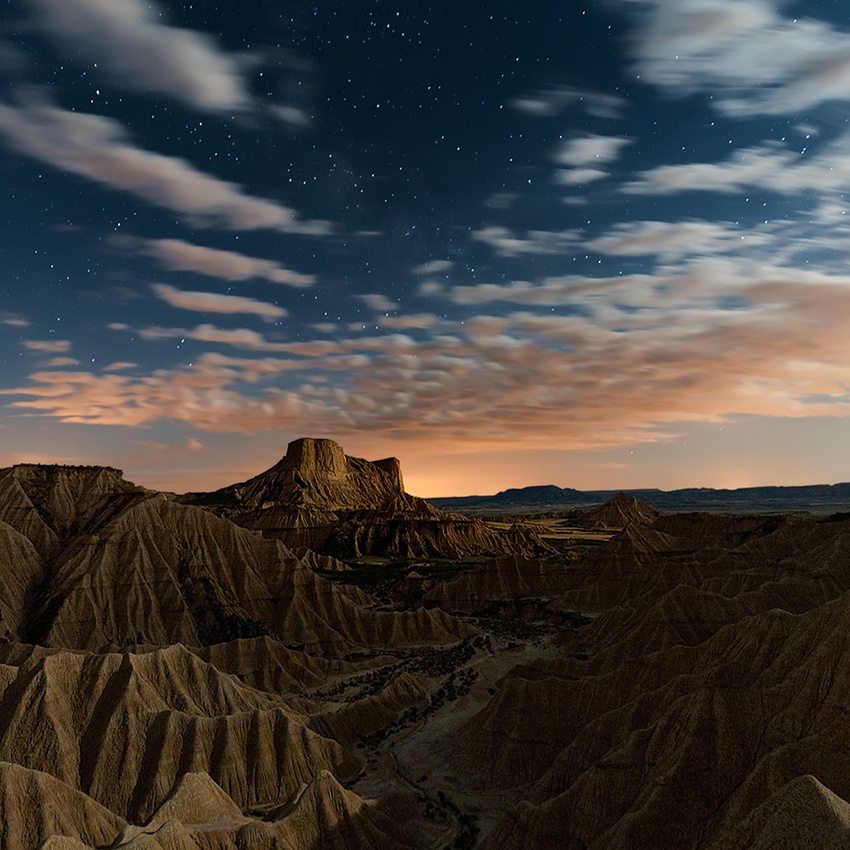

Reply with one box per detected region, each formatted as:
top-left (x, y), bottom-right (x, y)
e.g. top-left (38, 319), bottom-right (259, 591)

top-left (2, 0), bottom-right (850, 497)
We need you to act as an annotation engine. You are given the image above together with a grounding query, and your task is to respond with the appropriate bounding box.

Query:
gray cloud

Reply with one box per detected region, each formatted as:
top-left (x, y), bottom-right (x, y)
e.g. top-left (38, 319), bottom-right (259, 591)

top-left (22, 0), bottom-right (249, 113)
top-left (139, 323), bottom-right (290, 352)
top-left (626, 135), bottom-right (850, 198)
top-left (586, 220), bottom-right (776, 261)
top-left (355, 293), bottom-right (400, 312)
top-left (0, 100), bottom-right (330, 235)
top-left (554, 135), bottom-right (633, 167)
top-left (621, 0), bottom-right (850, 116)
top-left (133, 238), bottom-right (315, 287)
top-left (510, 84), bottom-right (627, 120)
top-left (471, 226), bottom-right (580, 257)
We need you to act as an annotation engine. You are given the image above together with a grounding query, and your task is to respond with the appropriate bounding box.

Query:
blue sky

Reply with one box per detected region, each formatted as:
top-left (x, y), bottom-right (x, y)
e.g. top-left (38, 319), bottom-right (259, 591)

top-left (1, 0), bottom-right (849, 495)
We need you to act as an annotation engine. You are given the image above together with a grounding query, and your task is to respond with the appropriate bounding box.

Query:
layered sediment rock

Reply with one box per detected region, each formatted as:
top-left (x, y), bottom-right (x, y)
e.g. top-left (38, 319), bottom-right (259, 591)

top-left (4, 450), bottom-right (850, 849)
top-left (182, 437), bottom-right (552, 559)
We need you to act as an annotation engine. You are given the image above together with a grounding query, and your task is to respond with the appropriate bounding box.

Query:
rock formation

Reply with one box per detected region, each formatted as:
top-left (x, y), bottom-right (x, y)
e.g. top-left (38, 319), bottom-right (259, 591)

top-left (580, 491), bottom-right (663, 528)
top-left (181, 437), bottom-right (552, 559)
top-left (2, 447), bottom-right (850, 848)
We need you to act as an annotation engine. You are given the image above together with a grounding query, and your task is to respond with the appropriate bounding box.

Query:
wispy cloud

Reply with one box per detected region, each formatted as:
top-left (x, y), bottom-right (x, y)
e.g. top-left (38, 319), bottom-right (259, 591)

top-left (23, 339), bottom-right (72, 353)
top-left (139, 323), bottom-right (290, 352)
top-left (471, 226), bottom-right (580, 257)
top-left (555, 168), bottom-right (609, 185)
top-left (269, 105), bottom-right (312, 128)
top-left (510, 84), bottom-right (627, 120)
top-left (554, 134), bottom-right (633, 167)
top-left (130, 237), bottom-right (314, 287)
top-left (355, 293), bottom-right (399, 312)
top-left (621, 0), bottom-right (850, 115)
top-left (626, 134), bottom-right (850, 198)
top-left (22, 0), bottom-right (249, 113)
top-left (378, 314), bottom-right (441, 330)
top-left (552, 134), bottom-right (633, 187)
top-left (411, 259), bottom-right (454, 275)
top-left (8, 258), bottom-right (850, 450)
top-left (586, 220), bottom-right (775, 261)
top-left (625, 142), bottom-right (794, 195)
top-left (0, 100), bottom-right (330, 234)
top-left (151, 284), bottom-right (287, 321)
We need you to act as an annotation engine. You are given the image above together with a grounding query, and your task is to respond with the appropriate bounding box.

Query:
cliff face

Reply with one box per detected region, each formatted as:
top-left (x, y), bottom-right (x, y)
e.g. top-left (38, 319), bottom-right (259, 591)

top-left (230, 438), bottom-right (412, 512)
top-left (183, 437), bottom-right (549, 560)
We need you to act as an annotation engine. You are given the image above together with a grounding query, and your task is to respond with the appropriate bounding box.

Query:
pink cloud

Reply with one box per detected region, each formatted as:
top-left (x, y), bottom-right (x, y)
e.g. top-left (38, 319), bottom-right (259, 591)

top-left (23, 339), bottom-right (72, 353)
top-left (6, 265), bottom-right (850, 458)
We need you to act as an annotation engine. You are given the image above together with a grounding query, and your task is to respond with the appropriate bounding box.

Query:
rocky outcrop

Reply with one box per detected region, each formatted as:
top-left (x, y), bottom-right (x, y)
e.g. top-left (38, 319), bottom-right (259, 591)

top-left (0, 645), bottom-right (353, 823)
top-left (0, 454), bottom-right (483, 849)
top-left (0, 464), bottom-right (146, 559)
top-left (707, 775), bottom-right (850, 850)
top-left (581, 491), bottom-right (662, 528)
top-left (0, 521), bottom-right (46, 641)
top-left (181, 438), bottom-right (551, 560)
top-left (259, 770), bottom-right (422, 849)
top-left (0, 761), bottom-right (126, 850)
top-left (0, 476), bottom-right (477, 652)
top-left (146, 772), bottom-right (247, 828)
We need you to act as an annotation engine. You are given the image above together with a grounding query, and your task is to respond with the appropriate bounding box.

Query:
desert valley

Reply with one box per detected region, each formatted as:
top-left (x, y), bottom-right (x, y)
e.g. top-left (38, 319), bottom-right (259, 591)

top-left (1, 437), bottom-right (850, 849)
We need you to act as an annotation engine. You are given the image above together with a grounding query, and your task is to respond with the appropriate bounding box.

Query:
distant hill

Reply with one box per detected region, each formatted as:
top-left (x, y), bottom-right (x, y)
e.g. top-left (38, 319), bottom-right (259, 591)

top-left (430, 482), bottom-right (850, 515)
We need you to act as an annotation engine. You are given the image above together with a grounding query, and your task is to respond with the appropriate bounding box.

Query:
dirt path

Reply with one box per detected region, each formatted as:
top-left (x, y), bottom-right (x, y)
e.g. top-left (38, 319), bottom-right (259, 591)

top-left (352, 632), bottom-right (564, 844)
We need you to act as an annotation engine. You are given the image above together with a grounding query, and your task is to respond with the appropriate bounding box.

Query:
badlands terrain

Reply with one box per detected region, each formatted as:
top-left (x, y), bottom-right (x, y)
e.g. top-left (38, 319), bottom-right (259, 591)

top-left (1, 437), bottom-right (850, 848)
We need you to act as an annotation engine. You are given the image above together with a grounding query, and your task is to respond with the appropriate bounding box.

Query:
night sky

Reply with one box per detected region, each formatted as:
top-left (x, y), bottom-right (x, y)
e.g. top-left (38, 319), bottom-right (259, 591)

top-left (2, 0), bottom-right (850, 496)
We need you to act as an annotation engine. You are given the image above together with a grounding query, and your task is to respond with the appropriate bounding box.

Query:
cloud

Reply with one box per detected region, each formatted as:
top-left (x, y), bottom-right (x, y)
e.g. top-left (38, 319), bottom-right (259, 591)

top-left (139, 323), bottom-right (290, 352)
top-left (509, 84), bottom-right (627, 119)
top-left (0, 100), bottom-right (330, 234)
top-left (132, 237), bottom-right (314, 287)
top-left (471, 226), bottom-right (580, 257)
top-left (625, 142), bottom-right (794, 195)
top-left (152, 284), bottom-right (287, 321)
top-left (586, 220), bottom-right (776, 261)
top-left (355, 293), bottom-right (399, 312)
top-left (411, 259), bottom-right (454, 275)
top-left (270, 105), bottom-right (312, 128)
top-left (23, 339), bottom-right (72, 353)
top-left (626, 134), bottom-right (850, 198)
top-left (8, 258), bottom-right (850, 456)
top-left (555, 168), bottom-right (609, 185)
top-left (621, 0), bottom-right (850, 115)
top-left (1, 313), bottom-right (29, 327)
top-left (46, 357), bottom-right (79, 367)
top-left (22, 0), bottom-right (248, 113)
top-left (554, 134), bottom-right (632, 167)
top-left (378, 314), bottom-right (441, 330)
